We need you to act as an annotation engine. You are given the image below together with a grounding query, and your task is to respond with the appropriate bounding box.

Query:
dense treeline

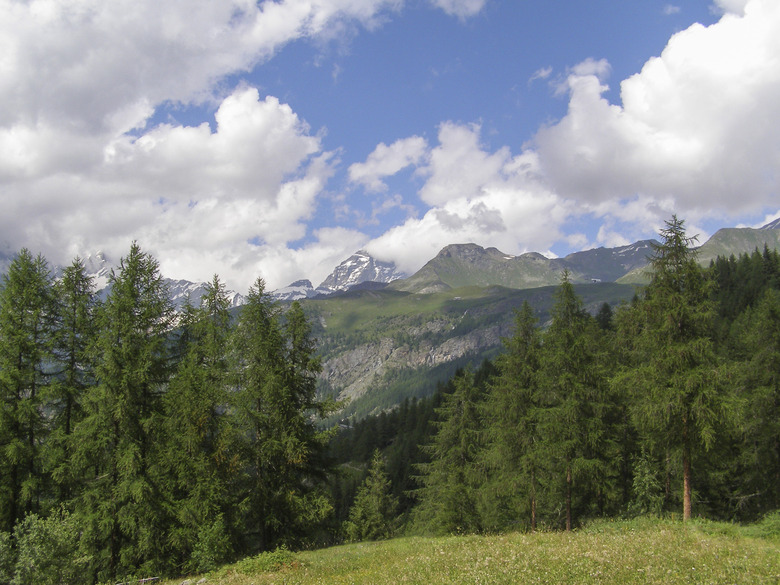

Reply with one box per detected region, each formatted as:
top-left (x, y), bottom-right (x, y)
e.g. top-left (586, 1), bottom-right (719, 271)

top-left (0, 244), bottom-right (333, 583)
top-left (2, 217), bottom-right (780, 582)
top-left (332, 217), bottom-right (780, 539)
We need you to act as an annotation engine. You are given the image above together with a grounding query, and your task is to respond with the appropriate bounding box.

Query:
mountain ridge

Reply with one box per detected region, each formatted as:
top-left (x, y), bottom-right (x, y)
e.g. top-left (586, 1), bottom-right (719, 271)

top-left (1, 218), bottom-right (778, 310)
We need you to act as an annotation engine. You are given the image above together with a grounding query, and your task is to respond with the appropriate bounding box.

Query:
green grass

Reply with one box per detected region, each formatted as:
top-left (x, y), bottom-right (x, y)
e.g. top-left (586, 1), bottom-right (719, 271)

top-left (162, 517), bottom-right (780, 585)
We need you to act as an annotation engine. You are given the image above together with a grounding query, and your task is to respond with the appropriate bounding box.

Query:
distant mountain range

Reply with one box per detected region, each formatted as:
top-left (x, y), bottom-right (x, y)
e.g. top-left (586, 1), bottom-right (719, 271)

top-left (1, 219), bottom-right (779, 311)
top-left (272, 250), bottom-right (406, 301)
top-left (1, 219), bottom-right (779, 420)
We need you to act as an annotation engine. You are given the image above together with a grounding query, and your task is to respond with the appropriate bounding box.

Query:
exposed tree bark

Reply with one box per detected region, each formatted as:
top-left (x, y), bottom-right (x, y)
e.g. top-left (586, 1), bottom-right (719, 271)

top-left (566, 458), bottom-right (572, 531)
top-left (683, 419), bottom-right (692, 521)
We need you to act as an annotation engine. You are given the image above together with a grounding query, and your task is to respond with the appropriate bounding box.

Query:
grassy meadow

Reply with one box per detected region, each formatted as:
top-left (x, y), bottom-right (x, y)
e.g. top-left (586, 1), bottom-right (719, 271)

top-left (162, 517), bottom-right (780, 585)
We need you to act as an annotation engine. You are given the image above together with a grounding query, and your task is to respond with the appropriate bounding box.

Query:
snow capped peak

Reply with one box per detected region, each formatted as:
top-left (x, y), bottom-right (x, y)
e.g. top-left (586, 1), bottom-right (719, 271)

top-left (82, 251), bottom-right (113, 291)
top-left (760, 217), bottom-right (780, 230)
top-left (271, 280), bottom-right (316, 302)
top-left (315, 250), bottom-right (405, 295)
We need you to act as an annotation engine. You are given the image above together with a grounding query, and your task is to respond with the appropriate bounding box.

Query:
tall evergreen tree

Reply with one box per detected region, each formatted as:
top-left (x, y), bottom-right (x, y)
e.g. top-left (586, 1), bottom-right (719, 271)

top-left (343, 449), bottom-right (398, 541)
top-left (616, 216), bottom-right (725, 521)
top-left (481, 301), bottom-right (542, 531)
top-left (536, 271), bottom-right (614, 530)
top-left (0, 249), bottom-right (56, 531)
top-left (230, 283), bottom-right (331, 553)
top-left (413, 369), bottom-right (485, 535)
top-left (48, 257), bottom-right (97, 501)
top-left (70, 243), bottom-right (175, 580)
top-left (163, 275), bottom-right (235, 573)
top-left (731, 288), bottom-right (780, 515)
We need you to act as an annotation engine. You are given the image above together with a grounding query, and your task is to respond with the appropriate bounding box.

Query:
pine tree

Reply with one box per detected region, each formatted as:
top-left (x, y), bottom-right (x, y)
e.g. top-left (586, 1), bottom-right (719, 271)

top-left (0, 249), bottom-right (56, 531)
top-left (70, 243), bottom-right (175, 580)
top-left (481, 301), bottom-right (542, 531)
top-left (617, 216), bottom-right (725, 521)
top-left (343, 449), bottom-right (398, 541)
top-left (48, 257), bottom-right (97, 502)
top-left (413, 369), bottom-right (485, 535)
top-left (230, 282), bottom-right (331, 553)
top-left (536, 271), bottom-right (614, 530)
top-left (163, 275), bottom-right (235, 573)
top-left (732, 288), bottom-right (780, 515)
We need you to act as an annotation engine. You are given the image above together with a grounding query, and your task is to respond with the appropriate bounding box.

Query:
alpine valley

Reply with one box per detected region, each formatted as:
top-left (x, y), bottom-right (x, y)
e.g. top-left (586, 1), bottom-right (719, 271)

top-left (2, 221), bottom-right (779, 420)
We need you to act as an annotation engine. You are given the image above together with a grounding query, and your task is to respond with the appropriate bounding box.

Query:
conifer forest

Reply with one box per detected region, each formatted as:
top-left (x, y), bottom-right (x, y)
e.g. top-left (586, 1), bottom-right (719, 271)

top-left (1, 217), bottom-right (779, 583)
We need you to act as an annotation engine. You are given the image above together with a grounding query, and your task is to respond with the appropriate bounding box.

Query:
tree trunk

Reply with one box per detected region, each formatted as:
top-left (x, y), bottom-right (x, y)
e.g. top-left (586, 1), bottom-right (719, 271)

top-left (683, 419), bottom-right (692, 521)
top-left (566, 458), bottom-right (572, 531)
top-left (531, 466), bottom-right (537, 532)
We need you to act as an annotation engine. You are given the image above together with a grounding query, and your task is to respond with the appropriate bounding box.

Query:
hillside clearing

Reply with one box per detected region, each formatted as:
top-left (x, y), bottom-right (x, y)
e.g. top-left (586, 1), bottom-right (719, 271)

top-left (164, 518), bottom-right (780, 585)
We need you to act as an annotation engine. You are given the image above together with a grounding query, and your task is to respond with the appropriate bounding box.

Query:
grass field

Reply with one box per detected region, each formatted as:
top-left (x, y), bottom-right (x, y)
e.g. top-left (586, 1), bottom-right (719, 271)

top-left (162, 516), bottom-right (780, 585)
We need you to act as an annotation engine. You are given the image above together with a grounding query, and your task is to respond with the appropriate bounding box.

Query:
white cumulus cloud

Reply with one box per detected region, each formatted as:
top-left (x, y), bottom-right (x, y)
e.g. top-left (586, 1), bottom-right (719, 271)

top-left (429, 0), bottom-right (488, 20)
top-left (348, 136), bottom-right (429, 192)
top-left (535, 0), bottom-right (780, 229)
top-left (366, 124), bottom-right (571, 274)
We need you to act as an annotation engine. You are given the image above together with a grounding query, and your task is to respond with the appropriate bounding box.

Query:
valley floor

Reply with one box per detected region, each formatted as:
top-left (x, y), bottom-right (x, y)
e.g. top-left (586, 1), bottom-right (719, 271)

top-left (163, 517), bottom-right (780, 585)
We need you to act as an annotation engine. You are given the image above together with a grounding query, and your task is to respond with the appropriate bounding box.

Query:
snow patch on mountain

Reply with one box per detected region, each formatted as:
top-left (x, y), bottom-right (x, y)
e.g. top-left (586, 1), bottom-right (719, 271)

top-left (760, 217), bottom-right (780, 230)
top-left (270, 280), bottom-right (316, 302)
top-left (314, 250), bottom-right (405, 295)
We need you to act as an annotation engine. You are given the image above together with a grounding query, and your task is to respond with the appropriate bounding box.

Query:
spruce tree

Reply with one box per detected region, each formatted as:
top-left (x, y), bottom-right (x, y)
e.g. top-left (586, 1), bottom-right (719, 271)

top-left (230, 283), bottom-right (331, 552)
top-left (163, 275), bottom-right (235, 573)
top-left (343, 449), bottom-right (398, 541)
top-left (617, 216), bottom-right (725, 521)
top-left (536, 271), bottom-right (614, 530)
top-left (0, 249), bottom-right (56, 531)
top-left (70, 243), bottom-right (175, 580)
top-left (481, 301), bottom-right (542, 531)
top-left (413, 369), bottom-right (485, 535)
top-left (732, 288), bottom-right (780, 515)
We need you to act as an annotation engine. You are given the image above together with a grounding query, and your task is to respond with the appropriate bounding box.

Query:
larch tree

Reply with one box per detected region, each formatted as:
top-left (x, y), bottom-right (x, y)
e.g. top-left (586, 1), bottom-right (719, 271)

top-left (618, 216), bottom-right (725, 521)
top-left (481, 301), bottom-right (542, 531)
top-left (413, 369), bottom-right (485, 535)
top-left (343, 449), bottom-right (398, 542)
top-left (48, 257), bottom-right (97, 502)
top-left (163, 275), bottom-right (235, 573)
top-left (0, 250), bottom-right (56, 531)
top-left (70, 243), bottom-right (175, 580)
top-left (230, 283), bottom-right (331, 553)
top-left (537, 271), bottom-right (614, 530)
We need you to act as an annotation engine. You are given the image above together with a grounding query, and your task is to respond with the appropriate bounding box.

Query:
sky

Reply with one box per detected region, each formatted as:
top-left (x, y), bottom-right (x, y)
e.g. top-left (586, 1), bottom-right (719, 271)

top-left (1, 0), bottom-right (779, 293)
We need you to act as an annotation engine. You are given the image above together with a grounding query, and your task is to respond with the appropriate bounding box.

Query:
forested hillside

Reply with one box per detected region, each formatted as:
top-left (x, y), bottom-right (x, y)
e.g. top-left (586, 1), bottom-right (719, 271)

top-left (0, 217), bottom-right (779, 584)
top-left (0, 245), bottom-right (333, 583)
top-left (306, 281), bottom-right (636, 421)
top-left (329, 218), bottom-right (780, 538)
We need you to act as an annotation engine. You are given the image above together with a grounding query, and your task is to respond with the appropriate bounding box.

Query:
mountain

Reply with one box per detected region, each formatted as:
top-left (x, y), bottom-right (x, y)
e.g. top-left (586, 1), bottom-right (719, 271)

top-left (269, 250), bottom-right (404, 300)
top-left (760, 217), bottom-right (780, 230)
top-left (696, 225), bottom-right (780, 265)
top-left (306, 281), bottom-right (637, 421)
top-left (619, 222), bottom-right (780, 284)
top-left (314, 250), bottom-right (405, 295)
top-left (78, 252), bottom-right (245, 310)
top-left (389, 240), bottom-right (657, 294)
top-left (82, 252), bottom-right (113, 291)
top-left (165, 278), bottom-right (245, 310)
top-left (271, 279), bottom-right (316, 302)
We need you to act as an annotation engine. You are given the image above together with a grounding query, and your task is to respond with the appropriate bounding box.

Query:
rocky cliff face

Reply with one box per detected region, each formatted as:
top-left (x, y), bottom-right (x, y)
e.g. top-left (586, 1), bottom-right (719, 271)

top-left (320, 304), bottom-right (511, 412)
top-left (319, 319), bottom-right (508, 405)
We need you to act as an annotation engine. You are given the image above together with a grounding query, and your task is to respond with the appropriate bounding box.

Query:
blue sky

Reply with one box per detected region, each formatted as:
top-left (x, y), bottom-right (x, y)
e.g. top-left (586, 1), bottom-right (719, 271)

top-left (1, 0), bottom-right (778, 292)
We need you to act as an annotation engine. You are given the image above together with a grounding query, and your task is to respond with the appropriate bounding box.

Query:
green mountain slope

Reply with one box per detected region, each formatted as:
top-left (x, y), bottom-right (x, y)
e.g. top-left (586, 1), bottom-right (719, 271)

top-left (389, 241), bottom-right (657, 294)
top-left (697, 227), bottom-right (780, 264)
top-left (303, 282), bottom-right (637, 420)
top-left (619, 226), bottom-right (780, 284)
top-left (306, 224), bottom-right (780, 421)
